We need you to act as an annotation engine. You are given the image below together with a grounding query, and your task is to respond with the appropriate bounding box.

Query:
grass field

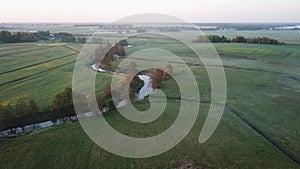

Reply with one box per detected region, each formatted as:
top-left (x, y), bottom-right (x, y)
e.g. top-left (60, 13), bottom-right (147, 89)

top-left (0, 43), bottom-right (78, 110)
top-left (0, 33), bottom-right (299, 168)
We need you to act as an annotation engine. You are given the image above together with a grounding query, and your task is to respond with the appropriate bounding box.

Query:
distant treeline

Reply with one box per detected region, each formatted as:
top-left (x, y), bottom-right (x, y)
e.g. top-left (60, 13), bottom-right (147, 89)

top-left (0, 31), bottom-right (50, 43)
top-left (193, 35), bottom-right (285, 45)
top-left (0, 31), bottom-right (87, 43)
top-left (53, 32), bottom-right (86, 43)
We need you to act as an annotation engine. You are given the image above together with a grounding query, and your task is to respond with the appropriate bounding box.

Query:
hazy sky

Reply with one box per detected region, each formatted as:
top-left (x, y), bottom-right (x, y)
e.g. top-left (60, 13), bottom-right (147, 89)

top-left (0, 0), bottom-right (299, 22)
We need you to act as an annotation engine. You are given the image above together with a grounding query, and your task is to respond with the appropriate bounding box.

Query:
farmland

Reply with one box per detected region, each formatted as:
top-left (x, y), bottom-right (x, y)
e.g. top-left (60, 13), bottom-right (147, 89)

top-left (0, 30), bottom-right (299, 168)
top-left (0, 43), bottom-right (78, 111)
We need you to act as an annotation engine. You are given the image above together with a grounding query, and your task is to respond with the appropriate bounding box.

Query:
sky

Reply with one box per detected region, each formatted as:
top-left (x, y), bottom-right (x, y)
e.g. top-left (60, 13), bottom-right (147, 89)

top-left (0, 0), bottom-right (299, 23)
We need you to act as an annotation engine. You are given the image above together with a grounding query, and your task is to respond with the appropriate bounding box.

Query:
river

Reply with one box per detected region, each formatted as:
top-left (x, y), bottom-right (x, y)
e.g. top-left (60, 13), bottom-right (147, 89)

top-left (0, 63), bottom-right (153, 137)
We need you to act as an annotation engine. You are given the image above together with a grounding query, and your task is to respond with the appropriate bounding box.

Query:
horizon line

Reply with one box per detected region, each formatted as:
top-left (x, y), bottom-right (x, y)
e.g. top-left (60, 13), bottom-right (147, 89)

top-left (1, 21), bottom-right (300, 24)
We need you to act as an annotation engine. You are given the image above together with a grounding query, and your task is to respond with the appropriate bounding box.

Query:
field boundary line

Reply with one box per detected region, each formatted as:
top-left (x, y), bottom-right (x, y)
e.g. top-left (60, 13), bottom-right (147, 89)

top-left (0, 53), bottom-right (76, 75)
top-left (220, 53), bottom-right (300, 68)
top-left (0, 46), bottom-right (53, 57)
top-left (225, 104), bottom-right (300, 166)
top-left (0, 59), bottom-right (76, 87)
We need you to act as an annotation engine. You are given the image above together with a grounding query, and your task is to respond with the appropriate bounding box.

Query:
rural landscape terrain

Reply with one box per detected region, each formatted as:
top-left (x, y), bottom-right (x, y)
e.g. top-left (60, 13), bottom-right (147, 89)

top-left (0, 22), bottom-right (299, 168)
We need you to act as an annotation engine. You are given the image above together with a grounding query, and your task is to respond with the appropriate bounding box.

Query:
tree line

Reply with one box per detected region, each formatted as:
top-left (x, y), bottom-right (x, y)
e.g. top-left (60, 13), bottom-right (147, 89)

top-left (92, 40), bottom-right (127, 70)
top-left (53, 32), bottom-right (86, 43)
top-left (0, 30), bottom-right (87, 43)
top-left (0, 98), bottom-right (39, 130)
top-left (0, 31), bottom-right (50, 43)
top-left (192, 35), bottom-right (285, 45)
top-left (0, 98), bottom-right (38, 120)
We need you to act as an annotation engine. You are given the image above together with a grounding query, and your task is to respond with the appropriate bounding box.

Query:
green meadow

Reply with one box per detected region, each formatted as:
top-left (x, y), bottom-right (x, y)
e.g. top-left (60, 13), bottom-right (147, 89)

top-left (0, 33), bottom-right (299, 168)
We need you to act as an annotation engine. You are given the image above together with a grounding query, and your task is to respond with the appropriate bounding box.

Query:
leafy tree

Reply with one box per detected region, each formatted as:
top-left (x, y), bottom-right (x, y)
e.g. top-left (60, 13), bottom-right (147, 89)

top-left (232, 36), bottom-right (247, 43)
top-left (15, 100), bottom-right (26, 117)
top-left (96, 93), bottom-right (105, 112)
top-left (0, 31), bottom-right (13, 43)
top-left (27, 99), bottom-right (38, 116)
top-left (117, 45), bottom-right (126, 56)
top-left (151, 69), bottom-right (164, 89)
top-left (36, 31), bottom-right (50, 40)
top-left (0, 31), bottom-right (38, 43)
top-left (118, 39), bottom-right (129, 46)
top-left (54, 32), bottom-right (76, 42)
top-left (77, 37), bottom-right (87, 43)
top-left (51, 88), bottom-right (75, 118)
top-left (0, 104), bottom-right (5, 120)
top-left (103, 83), bottom-right (116, 110)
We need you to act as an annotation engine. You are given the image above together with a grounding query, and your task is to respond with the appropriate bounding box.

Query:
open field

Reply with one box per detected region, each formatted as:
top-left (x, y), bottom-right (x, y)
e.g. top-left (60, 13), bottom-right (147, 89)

top-left (0, 33), bottom-right (299, 168)
top-left (0, 105), bottom-right (297, 169)
top-left (0, 43), bottom-right (78, 111)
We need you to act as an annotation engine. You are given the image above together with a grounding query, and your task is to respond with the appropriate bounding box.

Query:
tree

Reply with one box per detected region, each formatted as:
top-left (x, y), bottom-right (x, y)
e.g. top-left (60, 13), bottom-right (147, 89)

top-left (54, 32), bottom-right (76, 42)
top-left (37, 31), bottom-right (50, 40)
top-left (51, 88), bottom-right (75, 118)
top-left (100, 42), bottom-right (114, 69)
top-left (150, 69), bottom-right (164, 89)
top-left (118, 39), bottom-right (128, 46)
top-left (0, 31), bottom-right (13, 43)
top-left (117, 45), bottom-right (126, 56)
top-left (61, 35), bottom-right (76, 42)
top-left (77, 37), bottom-right (87, 43)
top-left (51, 93), bottom-right (64, 118)
top-left (0, 104), bottom-right (5, 120)
top-left (100, 54), bottom-right (113, 69)
top-left (27, 99), bottom-right (38, 116)
top-left (15, 100), bottom-right (26, 117)
top-left (0, 31), bottom-right (37, 43)
top-left (103, 83), bottom-right (116, 110)
top-left (232, 36), bottom-right (246, 43)
top-left (96, 93), bottom-right (105, 112)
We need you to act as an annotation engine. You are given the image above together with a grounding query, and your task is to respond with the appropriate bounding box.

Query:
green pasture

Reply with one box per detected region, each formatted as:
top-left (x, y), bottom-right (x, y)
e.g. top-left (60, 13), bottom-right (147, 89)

top-left (0, 34), bottom-right (299, 168)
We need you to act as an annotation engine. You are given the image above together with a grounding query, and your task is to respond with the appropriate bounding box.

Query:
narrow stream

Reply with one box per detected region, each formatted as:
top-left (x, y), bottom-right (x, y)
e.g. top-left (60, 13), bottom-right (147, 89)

top-left (92, 63), bottom-right (154, 101)
top-left (0, 63), bottom-right (154, 137)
